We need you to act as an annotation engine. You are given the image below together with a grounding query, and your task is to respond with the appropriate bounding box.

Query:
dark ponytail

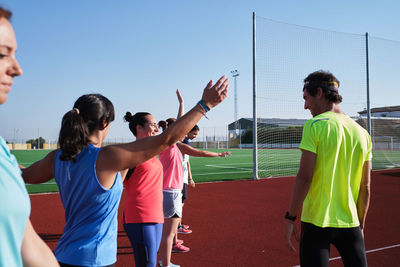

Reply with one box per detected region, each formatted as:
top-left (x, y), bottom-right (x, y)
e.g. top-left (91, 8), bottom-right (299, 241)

top-left (58, 94), bottom-right (115, 161)
top-left (158, 120), bottom-right (167, 131)
top-left (124, 112), bottom-right (151, 137)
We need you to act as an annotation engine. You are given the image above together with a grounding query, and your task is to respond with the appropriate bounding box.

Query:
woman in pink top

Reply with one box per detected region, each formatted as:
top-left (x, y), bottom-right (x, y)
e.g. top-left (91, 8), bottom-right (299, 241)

top-left (158, 130), bottom-right (187, 267)
top-left (123, 112), bottom-right (164, 267)
top-left (157, 90), bottom-right (190, 267)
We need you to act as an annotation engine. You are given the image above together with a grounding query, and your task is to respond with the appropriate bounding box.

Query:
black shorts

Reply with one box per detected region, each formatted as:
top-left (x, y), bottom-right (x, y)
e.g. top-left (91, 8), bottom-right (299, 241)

top-left (182, 183), bottom-right (188, 203)
top-left (300, 222), bottom-right (367, 267)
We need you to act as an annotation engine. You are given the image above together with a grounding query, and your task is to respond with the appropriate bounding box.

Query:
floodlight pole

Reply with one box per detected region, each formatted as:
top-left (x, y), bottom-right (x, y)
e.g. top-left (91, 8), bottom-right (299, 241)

top-left (252, 12), bottom-right (259, 180)
top-left (365, 32), bottom-right (371, 136)
top-left (231, 69), bottom-right (240, 148)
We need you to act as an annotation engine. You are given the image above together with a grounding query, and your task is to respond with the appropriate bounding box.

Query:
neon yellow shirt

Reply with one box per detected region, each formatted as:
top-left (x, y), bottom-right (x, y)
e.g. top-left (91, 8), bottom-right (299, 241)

top-left (299, 112), bottom-right (372, 228)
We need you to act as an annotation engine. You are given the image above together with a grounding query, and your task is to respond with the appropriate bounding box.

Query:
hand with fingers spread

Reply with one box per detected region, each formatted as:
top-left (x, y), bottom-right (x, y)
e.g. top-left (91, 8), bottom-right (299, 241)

top-left (285, 220), bottom-right (299, 252)
top-left (218, 151), bottom-right (231, 157)
top-left (201, 75), bottom-right (229, 109)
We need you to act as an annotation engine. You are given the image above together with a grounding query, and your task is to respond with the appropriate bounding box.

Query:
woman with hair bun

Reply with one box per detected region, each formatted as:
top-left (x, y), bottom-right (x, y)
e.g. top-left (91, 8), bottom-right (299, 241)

top-left (22, 76), bottom-right (229, 267)
top-left (122, 111), bottom-right (164, 267)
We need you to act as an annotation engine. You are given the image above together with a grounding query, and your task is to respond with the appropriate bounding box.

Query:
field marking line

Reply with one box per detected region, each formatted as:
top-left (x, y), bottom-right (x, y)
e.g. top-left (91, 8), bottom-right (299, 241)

top-left (29, 192), bottom-right (59, 196)
top-left (26, 182), bottom-right (57, 185)
top-left (292, 243), bottom-right (400, 267)
top-left (195, 164), bottom-right (297, 177)
top-left (195, 170), bottom-right (252, 176)
top-left (205, 164), bottom-right (298, 172)
top-left (201, 162), bottom-right (251, 166)
top-left (381, 151), bottom-right (400, 167)
top-left (205, 164), bottom-right (252, 171)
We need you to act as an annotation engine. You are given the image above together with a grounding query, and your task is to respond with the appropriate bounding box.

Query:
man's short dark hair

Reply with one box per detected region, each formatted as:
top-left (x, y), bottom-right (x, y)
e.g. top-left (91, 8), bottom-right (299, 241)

top-left (303, 70), bottom-right (342, 103)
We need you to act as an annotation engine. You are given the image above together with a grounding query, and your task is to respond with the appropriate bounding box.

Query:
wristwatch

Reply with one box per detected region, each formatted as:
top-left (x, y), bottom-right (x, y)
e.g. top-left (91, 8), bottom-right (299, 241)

top-left (285, 211), bottom-right (296, 222)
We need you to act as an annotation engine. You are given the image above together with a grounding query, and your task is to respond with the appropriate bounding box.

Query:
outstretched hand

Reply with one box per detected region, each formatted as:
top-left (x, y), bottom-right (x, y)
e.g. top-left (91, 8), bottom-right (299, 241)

top-left (219, 151), bottom-right (231, 157)
top-left (201, 75), bottom-right (229, 109)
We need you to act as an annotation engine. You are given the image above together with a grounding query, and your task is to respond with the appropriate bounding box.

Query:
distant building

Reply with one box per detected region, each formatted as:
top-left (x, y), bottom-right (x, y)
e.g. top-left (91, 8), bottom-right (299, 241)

top-left (356, 106), bottom-right (400, 148)
top-left (228, 118), bottom-right (307, 148)
top-left (228, 118), bottom-right (306, 132)
top-left (228, 118), bottom-right (307, 139)
top-left (358, 105), bottom-right (400, 118)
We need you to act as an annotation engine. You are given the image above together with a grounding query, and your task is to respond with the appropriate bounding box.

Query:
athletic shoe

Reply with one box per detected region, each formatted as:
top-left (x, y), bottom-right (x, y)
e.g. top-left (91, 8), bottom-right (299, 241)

top-left (172, 243), bottom-right (190, 253)
top-left (177, 225), bottom-right (192, 234)
top-left (158, 261), bottom-right (181, 267)
top-left (175, 239), bottom-right (184, 245)
top-left (181, 223), bottom-right (190, 229)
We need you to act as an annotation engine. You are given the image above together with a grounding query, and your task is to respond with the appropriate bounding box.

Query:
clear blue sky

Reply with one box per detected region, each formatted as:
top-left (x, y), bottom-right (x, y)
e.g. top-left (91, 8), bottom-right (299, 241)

top-left (1, 0), bottom-right (399, 142)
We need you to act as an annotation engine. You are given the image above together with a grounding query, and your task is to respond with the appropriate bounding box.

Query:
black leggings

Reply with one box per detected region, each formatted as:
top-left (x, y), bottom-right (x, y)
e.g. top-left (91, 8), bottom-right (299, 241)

top-left (300, 222), bottom-right (367, 267)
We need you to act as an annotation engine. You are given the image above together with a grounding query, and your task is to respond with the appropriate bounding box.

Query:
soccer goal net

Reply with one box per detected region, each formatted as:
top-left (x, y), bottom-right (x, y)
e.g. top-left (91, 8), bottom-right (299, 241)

top-left (253, 15), bottom-right (367, 178)
top-left (357, 117), bottom-right (400, 168)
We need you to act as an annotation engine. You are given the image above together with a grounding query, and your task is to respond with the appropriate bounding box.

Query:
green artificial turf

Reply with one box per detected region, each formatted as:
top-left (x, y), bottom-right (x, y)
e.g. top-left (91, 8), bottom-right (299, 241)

top-left (11, 148), bottom-right (399, 194)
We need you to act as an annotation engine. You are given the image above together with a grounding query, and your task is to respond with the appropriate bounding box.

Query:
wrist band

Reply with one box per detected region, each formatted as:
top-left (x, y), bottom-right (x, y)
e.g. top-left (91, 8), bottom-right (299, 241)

top-left (285, 211), bottom-right (296, 222)
top-left (197, 100), bottom-right (210, 112)
top-left (197, 103), bottom-right (209, 120)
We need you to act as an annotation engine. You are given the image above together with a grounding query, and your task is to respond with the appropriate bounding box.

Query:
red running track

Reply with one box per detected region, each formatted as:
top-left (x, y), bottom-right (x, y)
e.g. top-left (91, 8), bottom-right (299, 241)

top-left (30, 169), bottom-right (400, 266)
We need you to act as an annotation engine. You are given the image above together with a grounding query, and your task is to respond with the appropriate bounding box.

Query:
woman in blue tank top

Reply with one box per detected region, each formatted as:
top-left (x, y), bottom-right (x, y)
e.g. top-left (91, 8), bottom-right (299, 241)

top-left (22, 77), bottom-right (229, 266)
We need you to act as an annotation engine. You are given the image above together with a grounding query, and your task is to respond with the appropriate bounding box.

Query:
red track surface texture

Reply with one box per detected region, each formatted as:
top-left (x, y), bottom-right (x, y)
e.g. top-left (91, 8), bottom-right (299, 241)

top-left (30, 169), bottom-right (400, 267)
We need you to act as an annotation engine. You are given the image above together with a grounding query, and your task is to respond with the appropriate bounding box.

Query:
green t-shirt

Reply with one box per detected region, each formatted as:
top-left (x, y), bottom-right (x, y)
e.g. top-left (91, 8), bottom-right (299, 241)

top-left (299, 112), bottom-right (372, 228)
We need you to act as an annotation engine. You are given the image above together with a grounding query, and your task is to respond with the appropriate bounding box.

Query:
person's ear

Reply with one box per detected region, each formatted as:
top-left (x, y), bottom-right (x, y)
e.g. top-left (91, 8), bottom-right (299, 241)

top-left (136, 124), bottom-right (144, 132)
top-left (316, 87), bottom-right (324, 99)
top-left (101, 119), bottom-right (110, 130)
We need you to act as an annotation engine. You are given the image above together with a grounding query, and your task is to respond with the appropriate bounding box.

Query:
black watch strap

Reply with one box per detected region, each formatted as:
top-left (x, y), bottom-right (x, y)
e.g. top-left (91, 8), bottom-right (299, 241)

top-left (285, 211), bottom-right (296, 222)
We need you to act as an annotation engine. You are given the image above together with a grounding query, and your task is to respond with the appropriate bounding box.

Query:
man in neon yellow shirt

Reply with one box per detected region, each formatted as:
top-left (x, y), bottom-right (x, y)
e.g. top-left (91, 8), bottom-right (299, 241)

top-left (284, 70), bottom-right (372, 267)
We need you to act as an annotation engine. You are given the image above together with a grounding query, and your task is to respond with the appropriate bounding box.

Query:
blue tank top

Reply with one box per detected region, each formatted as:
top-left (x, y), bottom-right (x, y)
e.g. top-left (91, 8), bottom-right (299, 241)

top-left (54, 144), bottom-right (123, 266)
top-left (0, 137), bottom-right (30, 267)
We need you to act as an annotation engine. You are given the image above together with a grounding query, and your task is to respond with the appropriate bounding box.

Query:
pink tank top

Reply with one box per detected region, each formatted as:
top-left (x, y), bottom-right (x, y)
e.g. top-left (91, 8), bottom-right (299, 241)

top-left (123, 156), bottom-right (164, 223)
top-left (159, 144), bottom-right (183, 190)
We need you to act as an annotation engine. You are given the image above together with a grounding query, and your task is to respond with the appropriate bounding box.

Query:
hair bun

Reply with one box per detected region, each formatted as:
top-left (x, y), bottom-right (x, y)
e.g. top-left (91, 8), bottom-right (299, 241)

top-left (124, 112), bottom-right (133, 122)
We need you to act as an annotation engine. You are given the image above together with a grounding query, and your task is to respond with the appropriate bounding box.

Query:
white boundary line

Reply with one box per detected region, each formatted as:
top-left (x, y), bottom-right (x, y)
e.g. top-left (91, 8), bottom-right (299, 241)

top-left (26, 182), bottom-right (57, 185)
top-left (29, 192), bottom-right (59, 196)
top-left (292, 243), bottom-right (400, 267)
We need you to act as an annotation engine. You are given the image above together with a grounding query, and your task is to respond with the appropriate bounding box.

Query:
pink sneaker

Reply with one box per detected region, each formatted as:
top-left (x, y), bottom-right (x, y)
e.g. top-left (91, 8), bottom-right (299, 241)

top-left (172, 243), bottom-right (190, 253)
top-left (175, 239), bottom-right (184, 245)
top-left (182, 224), bottom-right (190, 229)
top-left (177, 225), bottom-right (192, 234)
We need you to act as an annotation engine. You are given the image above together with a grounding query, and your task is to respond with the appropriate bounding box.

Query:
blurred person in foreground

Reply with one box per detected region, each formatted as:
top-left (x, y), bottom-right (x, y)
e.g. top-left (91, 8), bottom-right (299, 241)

top-left (284, 70), bottom-right (372, 267)
top-left (0, 6), bottom-right (59, 267)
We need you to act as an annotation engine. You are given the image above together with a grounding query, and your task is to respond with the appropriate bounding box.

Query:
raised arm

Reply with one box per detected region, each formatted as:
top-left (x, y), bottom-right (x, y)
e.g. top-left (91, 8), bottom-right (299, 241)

top-left (97, 76), bottom-right (229, 177)
top-left (177, 142), bottom-right (231, 157)
top-left (176, 89), bottom-right (184, 119)
top-left (357, 160), bottom-right (371, 232)
top-left (22, 150), bottom-right (57, 184)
